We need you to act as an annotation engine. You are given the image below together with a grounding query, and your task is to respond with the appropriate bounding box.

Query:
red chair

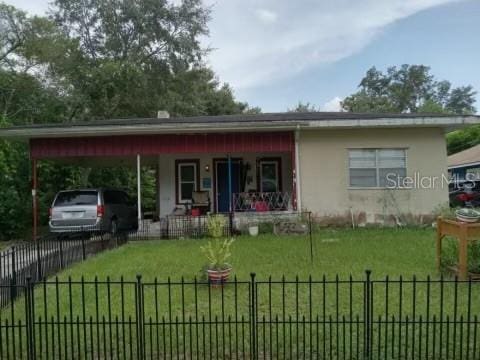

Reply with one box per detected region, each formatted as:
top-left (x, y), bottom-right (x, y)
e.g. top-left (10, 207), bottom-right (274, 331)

top-left (254, 201), bottom-right (269, 212)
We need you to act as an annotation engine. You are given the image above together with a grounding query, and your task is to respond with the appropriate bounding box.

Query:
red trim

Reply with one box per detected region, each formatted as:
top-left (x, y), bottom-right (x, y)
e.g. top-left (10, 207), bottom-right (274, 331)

top-left (174, 159), bottom-right (200, 205)
top-left (30, 132), bottom-right (294, 159)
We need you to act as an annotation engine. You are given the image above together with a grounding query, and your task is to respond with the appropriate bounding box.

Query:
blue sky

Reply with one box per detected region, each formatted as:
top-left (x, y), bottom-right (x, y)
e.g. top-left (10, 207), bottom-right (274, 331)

top-left (6, 0), bottom-right (480, 112)
top-left (228, 0), bottom-right (480, 112)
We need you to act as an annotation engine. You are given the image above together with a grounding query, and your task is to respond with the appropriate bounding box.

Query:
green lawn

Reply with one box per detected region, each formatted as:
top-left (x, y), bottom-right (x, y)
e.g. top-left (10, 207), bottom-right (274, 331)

top-left (3, 228), bottom-right (479, 359)
top-left (57, 227), bottom-right (438, 281)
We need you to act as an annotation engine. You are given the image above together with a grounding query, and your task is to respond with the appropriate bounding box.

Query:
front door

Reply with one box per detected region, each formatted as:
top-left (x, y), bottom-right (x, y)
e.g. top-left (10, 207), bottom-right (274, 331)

top-left (215, 160), bottom-right (241, 213)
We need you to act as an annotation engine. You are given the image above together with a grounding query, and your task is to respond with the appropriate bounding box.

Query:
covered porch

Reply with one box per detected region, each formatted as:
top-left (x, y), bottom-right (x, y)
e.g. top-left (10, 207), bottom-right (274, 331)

top-left (29, 131), bottom-right (301, 238)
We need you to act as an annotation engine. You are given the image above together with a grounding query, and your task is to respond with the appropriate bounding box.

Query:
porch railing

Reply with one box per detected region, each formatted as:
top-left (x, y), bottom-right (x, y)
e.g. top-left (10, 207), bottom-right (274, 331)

top-left (232, 191), bottom-right (292, 212)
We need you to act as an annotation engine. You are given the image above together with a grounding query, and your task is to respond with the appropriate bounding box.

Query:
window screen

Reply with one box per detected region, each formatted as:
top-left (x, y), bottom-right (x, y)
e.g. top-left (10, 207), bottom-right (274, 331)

top-left (349, 149), bottom-right (406, 188)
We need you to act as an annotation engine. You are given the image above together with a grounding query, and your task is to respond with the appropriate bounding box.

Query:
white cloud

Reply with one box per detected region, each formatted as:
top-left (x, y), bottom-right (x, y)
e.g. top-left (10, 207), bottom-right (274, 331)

top-left (254, 9), bottom-right (278, 24)
top-left (205, 0), bottom-right (460, 89)
top-left (321, 96), bottom-right (343, 112)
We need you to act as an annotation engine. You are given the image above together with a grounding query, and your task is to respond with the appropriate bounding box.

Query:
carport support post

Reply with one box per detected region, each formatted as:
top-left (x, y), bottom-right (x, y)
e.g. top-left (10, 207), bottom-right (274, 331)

top-left (137, 154), bottom-right (142, 227)
top-left (31, 158), bottom-right (38, 241)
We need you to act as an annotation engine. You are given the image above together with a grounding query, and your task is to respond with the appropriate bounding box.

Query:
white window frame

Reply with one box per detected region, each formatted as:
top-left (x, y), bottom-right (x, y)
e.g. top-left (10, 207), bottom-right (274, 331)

top-left (348, 148), bottom-right (407, 188)
top-left (177, 162), bottom-right (198, 203)
top-left (259, 160), bottom-right (280, 193)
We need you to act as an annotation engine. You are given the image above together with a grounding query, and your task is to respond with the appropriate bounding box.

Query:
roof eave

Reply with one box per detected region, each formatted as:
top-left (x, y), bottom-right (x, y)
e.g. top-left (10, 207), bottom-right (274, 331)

top-left (0, 115), bottom-right (478, 139)
top-left (448, 161), bottom-right (480, 170)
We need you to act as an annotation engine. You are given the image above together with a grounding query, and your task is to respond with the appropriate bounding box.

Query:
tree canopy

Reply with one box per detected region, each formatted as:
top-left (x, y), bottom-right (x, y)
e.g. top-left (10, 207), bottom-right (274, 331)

top-left (0, 0), bottom-right (256, 239)
top-left (342, 65), bottom-right (476, 115)
top-left (341, 65), bottom-right (478, 155)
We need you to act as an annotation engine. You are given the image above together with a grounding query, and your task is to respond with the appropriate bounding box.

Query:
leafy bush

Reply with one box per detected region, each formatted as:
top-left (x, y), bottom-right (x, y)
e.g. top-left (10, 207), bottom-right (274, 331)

top-left (200, 238), bottom-right (234, 271)
top-left (433, 203), bottom-right (457, 220)
top-left (441, 238), bottom-right (480, 274)
top-left (207, 214), bottom-right (227, 238)
top-left (257, 222), bottom-right (273, 234)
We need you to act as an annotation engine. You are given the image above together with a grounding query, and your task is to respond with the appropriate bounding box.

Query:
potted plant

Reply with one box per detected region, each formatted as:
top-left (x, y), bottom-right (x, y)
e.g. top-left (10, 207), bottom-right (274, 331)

top-left (201, 237), bottom-right (234, 285)
top-left (206, 214), bottom-right (227, 238)
top-left (201, 215), bottom-right (234, 285)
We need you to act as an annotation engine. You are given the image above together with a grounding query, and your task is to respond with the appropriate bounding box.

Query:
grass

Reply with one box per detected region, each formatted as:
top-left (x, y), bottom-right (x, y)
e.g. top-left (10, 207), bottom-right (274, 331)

top-left (56, 227), bottom-right (438, 281)
top-left (3, 228), bottom-right (480, 358)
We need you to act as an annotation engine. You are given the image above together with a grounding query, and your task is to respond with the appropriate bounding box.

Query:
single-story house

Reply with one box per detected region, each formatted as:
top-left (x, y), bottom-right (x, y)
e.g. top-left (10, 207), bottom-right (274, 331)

top-left (448, 144), bottom-right (480, 180)
top-left (0, 111), bottom-right (479, 236)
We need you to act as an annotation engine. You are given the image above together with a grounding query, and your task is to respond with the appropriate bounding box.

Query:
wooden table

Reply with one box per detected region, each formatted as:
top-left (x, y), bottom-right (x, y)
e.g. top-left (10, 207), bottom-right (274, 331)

top-left (436, 217), bottom-right (480, 279)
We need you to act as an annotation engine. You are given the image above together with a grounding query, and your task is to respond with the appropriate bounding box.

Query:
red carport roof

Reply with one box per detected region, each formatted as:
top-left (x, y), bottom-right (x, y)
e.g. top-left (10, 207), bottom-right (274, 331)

top-left (30, 132), bottom-right (295, 159)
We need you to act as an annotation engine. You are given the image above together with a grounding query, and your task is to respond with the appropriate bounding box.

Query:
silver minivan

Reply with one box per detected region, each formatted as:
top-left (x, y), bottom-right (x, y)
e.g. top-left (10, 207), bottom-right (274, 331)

top-left (49, 189), bottom-right (138, 234)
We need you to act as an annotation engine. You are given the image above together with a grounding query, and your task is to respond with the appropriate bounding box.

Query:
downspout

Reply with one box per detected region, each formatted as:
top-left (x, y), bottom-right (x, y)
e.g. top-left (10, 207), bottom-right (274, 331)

top-left (137, 154), bottom-right (142, 226)
top-left (295, 126), bottom-right (302, 212)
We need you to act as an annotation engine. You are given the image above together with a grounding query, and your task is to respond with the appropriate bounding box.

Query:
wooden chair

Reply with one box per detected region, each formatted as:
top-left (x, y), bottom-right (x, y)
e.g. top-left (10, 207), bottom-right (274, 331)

top-left (191, 191), bottom-right (210, 215)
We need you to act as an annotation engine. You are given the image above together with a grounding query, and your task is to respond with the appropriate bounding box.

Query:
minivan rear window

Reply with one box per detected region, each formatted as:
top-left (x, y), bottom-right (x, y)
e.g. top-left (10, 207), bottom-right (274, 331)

top-left (54, 191), bottom-right (98, 206)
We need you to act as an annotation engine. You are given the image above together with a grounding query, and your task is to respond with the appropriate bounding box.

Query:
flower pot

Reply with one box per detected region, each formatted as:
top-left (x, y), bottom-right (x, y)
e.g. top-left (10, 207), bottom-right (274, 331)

top-left (249, 225), bottom-right (259, 236)
top-left (207, 268), bottom-right (232, 286)
top-left (455, 208), bottom-right (480, 223)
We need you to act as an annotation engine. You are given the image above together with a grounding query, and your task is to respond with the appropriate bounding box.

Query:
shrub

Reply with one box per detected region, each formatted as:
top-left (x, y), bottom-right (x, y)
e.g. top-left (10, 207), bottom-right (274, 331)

top-left (433, 203), bottom-right (457, 220)
top-left (258, 222), bottom-right (274, 234)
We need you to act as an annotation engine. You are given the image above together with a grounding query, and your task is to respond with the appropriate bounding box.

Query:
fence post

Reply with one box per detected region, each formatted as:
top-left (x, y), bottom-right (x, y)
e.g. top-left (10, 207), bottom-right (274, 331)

top-left (36, 241), bottom-right (42, 281)
top-left (364, 269), bottom-right (372, 359)
top-left (229, 212), bottom-right (234, 237)
top-left (308, 212), bottom-right (313, 263)
top-left (59, 236), bottom-right (64, 269)
top-left (135, 274), bottom-right (144, 360)
top-left (25, 276), bottom-right (34, 360)
top-left (10, 247), bottom-right (16, 300)
top-left (81, 234), bottom-right (86, 260)
top-left (250, 272), bottom-right (257, 360)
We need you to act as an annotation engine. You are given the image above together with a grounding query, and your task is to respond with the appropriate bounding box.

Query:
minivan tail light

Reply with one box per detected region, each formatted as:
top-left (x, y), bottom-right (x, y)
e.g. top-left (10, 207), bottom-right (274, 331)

top-left (97, 205), bottom-right (105, 217)
top-left (457, 193), bottom-right (474, 202)
top-left (48, 207), bottom-right (52, 219)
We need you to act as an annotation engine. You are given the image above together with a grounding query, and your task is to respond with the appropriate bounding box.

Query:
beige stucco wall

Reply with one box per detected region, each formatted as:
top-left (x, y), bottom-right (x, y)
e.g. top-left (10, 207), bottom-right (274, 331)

top-left (298, 128), bottom-right (448, 225)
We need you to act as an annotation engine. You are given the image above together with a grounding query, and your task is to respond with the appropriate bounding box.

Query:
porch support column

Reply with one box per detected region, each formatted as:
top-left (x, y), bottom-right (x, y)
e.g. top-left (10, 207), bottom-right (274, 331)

top-left (31, 158), bottom-right (38, 241)
top-left (294, 127), bottom-right (302, 211)
top-left (228, 155), bottom-right (232, 213)
top-left (137, 154), bottom-right (142, 225)
top-left (155, 157), bottom-right (160, 220)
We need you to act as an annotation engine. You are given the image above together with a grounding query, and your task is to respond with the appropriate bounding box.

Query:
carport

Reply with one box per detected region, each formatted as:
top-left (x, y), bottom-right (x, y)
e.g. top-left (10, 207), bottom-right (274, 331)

top-left (3, 116), bottom-right (300, 240)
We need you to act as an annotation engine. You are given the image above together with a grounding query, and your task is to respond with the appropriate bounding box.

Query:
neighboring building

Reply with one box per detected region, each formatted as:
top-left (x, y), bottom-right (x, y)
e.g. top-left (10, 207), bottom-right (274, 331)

top-left (1, 112), bottom-right (479, 230)
top-left (448, 144), bottom-right (480, 180)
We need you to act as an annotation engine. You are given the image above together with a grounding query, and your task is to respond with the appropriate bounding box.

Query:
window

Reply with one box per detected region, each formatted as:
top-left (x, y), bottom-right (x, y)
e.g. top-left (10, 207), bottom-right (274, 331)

top-left (176, 160), bottom-right (199, 203)
top-left (349, 149), bottom-right (406, 188)
top-left (54, 191), bottom-right (98, 206)
top-left (104, 190), bottom-right (130, 205)
top-left (258, 158), bottom-right (282, 192)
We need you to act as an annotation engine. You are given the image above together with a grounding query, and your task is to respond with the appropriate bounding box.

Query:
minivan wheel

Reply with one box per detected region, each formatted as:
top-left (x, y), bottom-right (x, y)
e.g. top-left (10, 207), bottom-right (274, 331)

top-left (110, 219), bottom-right (118, 236)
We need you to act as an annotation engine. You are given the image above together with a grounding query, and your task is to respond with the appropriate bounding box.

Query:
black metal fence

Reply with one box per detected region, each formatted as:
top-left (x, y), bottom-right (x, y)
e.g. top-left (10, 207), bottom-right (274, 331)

top-left (0, 211), bottom-right (312, 309)
top-left (0, 232), bottom-right (128, 308)
top-left (136, 211), bottom-right (310, 240)
top-left (1, 271), bottom-right (480, 359)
